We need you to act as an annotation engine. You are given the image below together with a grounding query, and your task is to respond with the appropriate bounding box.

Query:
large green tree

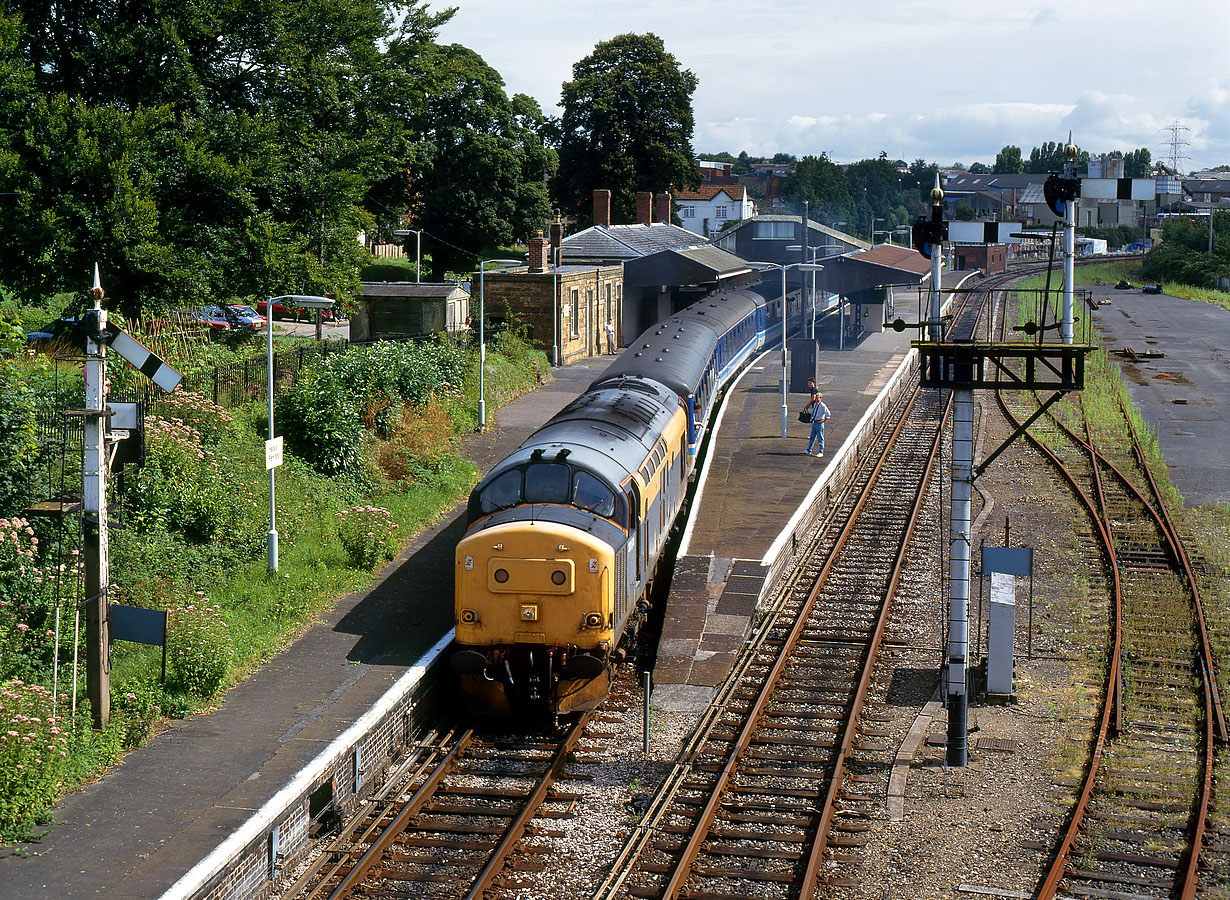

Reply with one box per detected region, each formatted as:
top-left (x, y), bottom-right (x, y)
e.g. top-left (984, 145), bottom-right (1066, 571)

top-left (552, 33), bottom-right (698, 226)
top-left (781, 154), bottom-right (853, 227)
top-left (0, 0), bottom-right (455, 314)
top-left (399, 44), bottom-right (555, 279)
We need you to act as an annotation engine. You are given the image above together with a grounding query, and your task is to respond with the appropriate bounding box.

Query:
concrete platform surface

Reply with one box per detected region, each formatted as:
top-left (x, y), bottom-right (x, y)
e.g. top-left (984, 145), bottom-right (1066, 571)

top-left (1089, 284), bottom-right (1230, 507)
top-left (654, 326), bottom-right (914, 707)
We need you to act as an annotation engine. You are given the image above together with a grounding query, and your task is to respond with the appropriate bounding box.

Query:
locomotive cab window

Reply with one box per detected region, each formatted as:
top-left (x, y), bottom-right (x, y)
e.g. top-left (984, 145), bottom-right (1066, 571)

top-left (480, 469), bottom-right (522, 512)
top-left (525, 463), bottom-right (570, 504)
top-left (573, 471), bottom-right (615, 517)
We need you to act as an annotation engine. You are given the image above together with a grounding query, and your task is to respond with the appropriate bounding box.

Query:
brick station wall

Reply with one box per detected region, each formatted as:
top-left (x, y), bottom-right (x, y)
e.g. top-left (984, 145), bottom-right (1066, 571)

top-left (483, 265), bottom-right (623, 364)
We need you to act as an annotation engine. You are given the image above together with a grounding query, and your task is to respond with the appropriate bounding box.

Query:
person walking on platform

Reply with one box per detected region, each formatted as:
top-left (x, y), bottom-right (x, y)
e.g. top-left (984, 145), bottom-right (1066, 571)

top-left (803, 378), bottom-right (831, 457)
top-left (605, 319), bottom-right (616, 354)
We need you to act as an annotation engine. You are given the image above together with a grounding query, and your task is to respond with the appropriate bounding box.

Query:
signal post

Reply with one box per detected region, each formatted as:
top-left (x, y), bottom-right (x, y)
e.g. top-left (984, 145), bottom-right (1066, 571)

top-left (908, 153), bottom-right (1094, 766)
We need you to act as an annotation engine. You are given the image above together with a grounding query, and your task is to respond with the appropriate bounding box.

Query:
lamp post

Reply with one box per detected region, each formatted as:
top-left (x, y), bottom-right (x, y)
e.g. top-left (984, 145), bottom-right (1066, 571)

top-left (266, 294), bottom-right (334, 575)
top-left (750, 260), bottom-right (824, 437)
top-left (786, 244), bottom-right (825, 338)
top-left (872, 216), bottom-right (886, 244)
top-left (392, 229), bottom-right (424, 282)
top-left (477, 259), bottom-right (522, 431)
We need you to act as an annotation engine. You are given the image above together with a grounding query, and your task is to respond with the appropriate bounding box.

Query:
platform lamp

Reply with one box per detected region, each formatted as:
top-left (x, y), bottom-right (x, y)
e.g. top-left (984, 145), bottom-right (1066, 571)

top-left (266, 294), bottom-right (334, 575)
top-left (786, 244), bottom-right (824, 338)
top-left (477, 258), bottom-right (523, 431)
top-left (749, 261), bottom-right (824, 438)
top-left (393, 229), bottom-right (423, 283)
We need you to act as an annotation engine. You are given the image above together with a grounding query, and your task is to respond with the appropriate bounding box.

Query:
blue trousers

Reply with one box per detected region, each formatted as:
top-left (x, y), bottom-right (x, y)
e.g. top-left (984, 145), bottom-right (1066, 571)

top-left (807, 419), bottom-right (826, 454)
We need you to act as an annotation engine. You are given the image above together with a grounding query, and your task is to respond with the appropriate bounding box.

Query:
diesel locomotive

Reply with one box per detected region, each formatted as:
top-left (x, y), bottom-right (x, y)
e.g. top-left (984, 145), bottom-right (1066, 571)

top-left (451, 288), bottom-right (771, 717)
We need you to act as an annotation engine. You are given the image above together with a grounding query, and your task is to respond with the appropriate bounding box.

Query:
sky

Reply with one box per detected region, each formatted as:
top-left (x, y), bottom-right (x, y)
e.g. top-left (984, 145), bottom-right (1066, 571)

top-left (435, 0), bottom-right (1230, 172)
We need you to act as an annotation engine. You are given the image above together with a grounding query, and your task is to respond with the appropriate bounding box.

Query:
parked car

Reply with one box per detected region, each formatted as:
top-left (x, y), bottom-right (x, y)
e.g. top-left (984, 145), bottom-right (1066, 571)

top-left (228, 305), bottom-right (267, 330)
top-left (26, 316), bottom-right (82, 347)
top-left (189, 306), bottom-right (237, 331)
top-left (256, 298), bottom-right (335, 322)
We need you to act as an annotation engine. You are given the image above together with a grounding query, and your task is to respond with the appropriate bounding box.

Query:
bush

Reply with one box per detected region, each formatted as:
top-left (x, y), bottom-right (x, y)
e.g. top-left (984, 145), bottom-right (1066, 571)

top-left (112, 679), bottom-right (166, 750)
top-left (167, 600), bottom-right (233, 699)
top-left (0, 517), bottom-right (80, 682)
top-left (0, 680), bottom-right (70, 838)
top-left (124, 391), bottom-right (238, 541)
top-left (335, 505), bottom-right (399, 569)
top-left (275, 338), bottom-right (468, 476)
top-left (0, 352), bottom-right (39, 515)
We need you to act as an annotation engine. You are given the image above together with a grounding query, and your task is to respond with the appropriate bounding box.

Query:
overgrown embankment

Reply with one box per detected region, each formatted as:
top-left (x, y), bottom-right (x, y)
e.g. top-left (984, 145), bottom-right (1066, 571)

top-left (0, 324), bottom-right (547, 840)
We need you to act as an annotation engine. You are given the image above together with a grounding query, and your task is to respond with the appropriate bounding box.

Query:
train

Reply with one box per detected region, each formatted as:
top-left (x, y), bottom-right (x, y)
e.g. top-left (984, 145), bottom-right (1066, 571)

top-left (450, 287), bottom-right (772, 718)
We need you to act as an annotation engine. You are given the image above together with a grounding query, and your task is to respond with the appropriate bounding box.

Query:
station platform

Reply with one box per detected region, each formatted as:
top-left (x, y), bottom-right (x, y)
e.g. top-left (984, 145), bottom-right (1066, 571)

top-left (0, 358), bottom-right (612, 900)
top-left (652, 326), bottom-right (915, 711)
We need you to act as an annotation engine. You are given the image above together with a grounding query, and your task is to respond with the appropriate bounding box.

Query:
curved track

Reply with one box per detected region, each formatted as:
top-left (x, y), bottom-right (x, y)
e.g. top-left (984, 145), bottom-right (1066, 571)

top-left (984, 278), bottom-right (1220, 898)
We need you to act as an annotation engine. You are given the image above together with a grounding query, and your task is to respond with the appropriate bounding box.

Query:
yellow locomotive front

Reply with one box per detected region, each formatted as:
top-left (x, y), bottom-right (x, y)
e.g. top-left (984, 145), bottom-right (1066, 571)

top-left (453, 519), bottom-right (620, 716)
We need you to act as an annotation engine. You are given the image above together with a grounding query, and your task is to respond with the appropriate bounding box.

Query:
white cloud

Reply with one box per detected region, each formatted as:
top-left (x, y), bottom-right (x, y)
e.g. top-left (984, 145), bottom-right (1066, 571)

top-left (439, 0), bottom-right (1230, 169)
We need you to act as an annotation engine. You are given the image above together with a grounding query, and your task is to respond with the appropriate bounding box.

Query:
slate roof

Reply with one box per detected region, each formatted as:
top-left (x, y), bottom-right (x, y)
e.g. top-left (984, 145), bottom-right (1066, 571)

top-left (943, 173), bottom-right (1047, 193)
top-left (562, 222), bottom-right (706, 263)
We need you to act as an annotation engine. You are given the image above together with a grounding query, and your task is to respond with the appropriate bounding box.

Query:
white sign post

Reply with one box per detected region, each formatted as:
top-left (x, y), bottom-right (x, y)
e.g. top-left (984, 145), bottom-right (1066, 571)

top-left (265, 436), bottom-right (284, 471)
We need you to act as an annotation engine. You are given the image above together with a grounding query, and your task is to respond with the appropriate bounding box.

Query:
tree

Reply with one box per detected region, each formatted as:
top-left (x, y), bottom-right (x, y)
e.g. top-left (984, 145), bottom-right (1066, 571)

top-left (401, 44), bottom-right (555, 278)
top-left (1142, 212), bottom-right (1230, 286)
top-left (995, 146), bottom-right (1024, 174)
top-left (968, 162), bottom-right (991, 174)
top-left (1028, 141), bottom-right (1087, 174)
top-left (781, 154), bottom-right (853, 226)
top-left (1124, 148), bottom-right (1152, 179)
top-left (0, 0), bottom-right (455, 313)
top-left (552, 33), bottom-right (698, 225)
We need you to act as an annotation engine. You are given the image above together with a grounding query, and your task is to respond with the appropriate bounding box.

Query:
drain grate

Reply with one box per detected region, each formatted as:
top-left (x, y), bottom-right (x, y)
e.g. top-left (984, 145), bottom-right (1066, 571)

top-left (974, 737), bottom-right (1018, 753)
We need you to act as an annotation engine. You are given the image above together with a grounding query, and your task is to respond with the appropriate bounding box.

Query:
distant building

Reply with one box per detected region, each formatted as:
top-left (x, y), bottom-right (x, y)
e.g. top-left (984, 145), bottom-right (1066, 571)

top-left (673, 184), bottom-right (755, 237)
top-left (562, 190), bottom-right (756, 339)
top-left (697, 160), bottom-right (738, 184)
top-left (713, 215), bottom-right (867, 267)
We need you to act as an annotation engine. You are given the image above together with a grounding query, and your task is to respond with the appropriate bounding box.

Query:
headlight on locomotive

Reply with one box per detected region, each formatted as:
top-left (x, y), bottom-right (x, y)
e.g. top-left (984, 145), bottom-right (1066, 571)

top-left (583, 612), bottom-right (603, 629)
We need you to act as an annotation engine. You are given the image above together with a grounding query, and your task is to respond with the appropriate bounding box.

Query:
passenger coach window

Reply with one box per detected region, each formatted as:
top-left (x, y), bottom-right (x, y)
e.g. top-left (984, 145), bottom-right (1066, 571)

top-left (573, 471), bottom-right (616, 517)
top-left (525, 463), bottom-right (570, 503)
top-left (480, 469), bottom-right (522, 512)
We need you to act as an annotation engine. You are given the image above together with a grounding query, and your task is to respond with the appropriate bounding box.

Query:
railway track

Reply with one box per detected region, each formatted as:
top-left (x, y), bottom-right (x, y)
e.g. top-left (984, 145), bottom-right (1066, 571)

top-left (281, 714), bottom-right (593, 900)
top-left (990, 289), bottom-right (1222, 896)
top-left (591, 370), bottom-right (948, 899)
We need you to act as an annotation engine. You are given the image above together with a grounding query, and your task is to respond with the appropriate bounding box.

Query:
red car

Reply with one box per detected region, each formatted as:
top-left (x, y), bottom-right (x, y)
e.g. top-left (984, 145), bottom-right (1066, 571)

top-left (257, 298), bottom-right (336, 322)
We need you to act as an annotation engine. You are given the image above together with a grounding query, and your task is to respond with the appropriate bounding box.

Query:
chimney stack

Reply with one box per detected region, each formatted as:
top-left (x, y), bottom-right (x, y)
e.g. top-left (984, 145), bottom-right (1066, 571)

top-left (528, 230), bottom-right (550, 273)
top-left (593, 190), bottom-right (611, 227)
top-left (655, 192), bottom-right (673, 225)
top-left (636, 191), bottom-right (653, 225)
